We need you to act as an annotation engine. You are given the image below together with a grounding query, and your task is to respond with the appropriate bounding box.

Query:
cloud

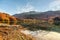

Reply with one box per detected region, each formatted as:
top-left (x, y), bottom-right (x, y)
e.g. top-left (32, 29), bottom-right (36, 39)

top-left (17, 3), bottom-right (39, 13)
top-left (0, 9), bottom-right (13, 15)
top-left (0, 9), bottom-right (7, 13)
top-left (48, 0), bottom-right (60, 11)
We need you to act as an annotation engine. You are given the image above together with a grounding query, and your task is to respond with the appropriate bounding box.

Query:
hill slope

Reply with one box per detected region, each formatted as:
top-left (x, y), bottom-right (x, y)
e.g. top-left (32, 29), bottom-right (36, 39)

top-left (13, 11), bottom-right (60, 19)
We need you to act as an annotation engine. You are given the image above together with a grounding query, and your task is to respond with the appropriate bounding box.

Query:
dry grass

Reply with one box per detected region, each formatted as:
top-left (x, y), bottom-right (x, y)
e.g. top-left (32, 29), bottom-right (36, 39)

top-left (0, 24), bottom-right (35, 40)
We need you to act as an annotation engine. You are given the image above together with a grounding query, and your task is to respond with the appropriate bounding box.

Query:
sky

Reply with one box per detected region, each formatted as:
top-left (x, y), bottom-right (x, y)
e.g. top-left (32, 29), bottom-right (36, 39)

top-left (0, 0), bottom-right (60, 15)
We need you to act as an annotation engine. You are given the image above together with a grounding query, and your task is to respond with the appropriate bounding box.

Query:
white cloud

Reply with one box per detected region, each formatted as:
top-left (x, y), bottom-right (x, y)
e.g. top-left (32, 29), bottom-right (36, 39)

top-left (48, 0), bottom-right (60, 11)
top-left (17, 3), bottom-right (39, 13)
top-left (0, 9), bottom-right (8, 13)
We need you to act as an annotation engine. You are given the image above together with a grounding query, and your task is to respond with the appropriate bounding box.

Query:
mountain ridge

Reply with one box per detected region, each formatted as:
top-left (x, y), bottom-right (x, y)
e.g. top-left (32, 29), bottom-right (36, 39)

top-left (13, 11), bottom-right (60, 19)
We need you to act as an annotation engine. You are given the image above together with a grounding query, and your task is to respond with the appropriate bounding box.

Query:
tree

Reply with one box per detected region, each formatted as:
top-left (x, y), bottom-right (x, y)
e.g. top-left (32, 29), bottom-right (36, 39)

top-left (54, 17), bottom-right (60, 25)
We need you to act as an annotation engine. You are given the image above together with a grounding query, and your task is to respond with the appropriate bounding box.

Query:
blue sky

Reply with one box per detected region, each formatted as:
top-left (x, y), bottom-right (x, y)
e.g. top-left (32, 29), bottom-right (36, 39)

top-left (0, 0), bottom-right (60, 15)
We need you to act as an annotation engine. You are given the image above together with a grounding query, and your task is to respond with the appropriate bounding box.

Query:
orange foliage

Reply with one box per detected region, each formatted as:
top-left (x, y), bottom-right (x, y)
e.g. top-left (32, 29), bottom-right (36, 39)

top-left (0, 35), bottom-right (3, 40)
top-left (0, 12), bottom-right (17, 25)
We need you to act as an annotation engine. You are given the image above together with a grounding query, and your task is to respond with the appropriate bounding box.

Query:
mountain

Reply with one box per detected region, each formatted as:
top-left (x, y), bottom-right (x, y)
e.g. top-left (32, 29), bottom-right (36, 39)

top-left (13, 11), bottom-right (60, 20)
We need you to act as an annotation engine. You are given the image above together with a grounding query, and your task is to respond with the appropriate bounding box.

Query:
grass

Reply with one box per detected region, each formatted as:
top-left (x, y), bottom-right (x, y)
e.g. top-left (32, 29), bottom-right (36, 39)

top-left (50, 25), bottom-right (60, 33)
top-left (0, 24), bottom-right (35, 40)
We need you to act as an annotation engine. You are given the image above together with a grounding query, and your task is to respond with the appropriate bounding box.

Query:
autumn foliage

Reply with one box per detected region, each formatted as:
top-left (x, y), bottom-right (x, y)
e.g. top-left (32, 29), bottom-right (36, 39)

top-left (0, 12), bottom-right (17, 25)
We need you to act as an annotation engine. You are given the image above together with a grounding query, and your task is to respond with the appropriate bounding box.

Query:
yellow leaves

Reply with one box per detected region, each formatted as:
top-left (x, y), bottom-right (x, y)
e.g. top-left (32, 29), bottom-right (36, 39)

top-left (22, 19), bottom-right (41, 24)
top-left (48, 19), bottom-right (54, 24)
